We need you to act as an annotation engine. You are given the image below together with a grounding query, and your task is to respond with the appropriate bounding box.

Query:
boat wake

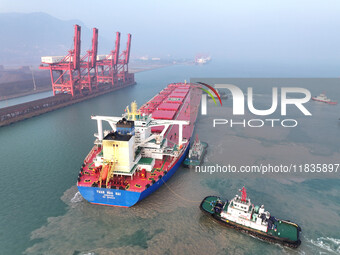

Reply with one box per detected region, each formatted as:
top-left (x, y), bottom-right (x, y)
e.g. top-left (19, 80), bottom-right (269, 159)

top-left (70, 191), bottom-right (83, 203)
top-left (309, 237), bottom-right (340, 254)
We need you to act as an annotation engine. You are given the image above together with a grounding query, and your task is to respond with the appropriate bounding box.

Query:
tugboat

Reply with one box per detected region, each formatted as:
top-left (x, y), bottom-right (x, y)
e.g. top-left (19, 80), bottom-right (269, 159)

top-left (183, 135), bottom-right (208, 167)
top-left (200, 187), bottom-right (302, 248)
top-left (312, 93), bottom-right (337, 105)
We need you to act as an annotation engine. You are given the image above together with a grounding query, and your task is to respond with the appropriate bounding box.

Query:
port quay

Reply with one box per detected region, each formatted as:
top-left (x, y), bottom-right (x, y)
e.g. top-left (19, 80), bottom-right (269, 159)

top-left (0, 25), bottom-right (135, 127)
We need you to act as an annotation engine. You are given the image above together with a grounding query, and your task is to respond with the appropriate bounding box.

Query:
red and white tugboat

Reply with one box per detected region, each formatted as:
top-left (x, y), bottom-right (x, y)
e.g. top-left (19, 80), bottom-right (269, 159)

top-left (200, 187), bottom-right (302, 248)
top-left (312, 93), bottom-right (337, 105)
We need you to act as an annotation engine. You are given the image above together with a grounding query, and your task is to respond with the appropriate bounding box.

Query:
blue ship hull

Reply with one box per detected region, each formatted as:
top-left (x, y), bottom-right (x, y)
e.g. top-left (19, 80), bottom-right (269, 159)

top-left (77, 144), bottom-right (190, 207)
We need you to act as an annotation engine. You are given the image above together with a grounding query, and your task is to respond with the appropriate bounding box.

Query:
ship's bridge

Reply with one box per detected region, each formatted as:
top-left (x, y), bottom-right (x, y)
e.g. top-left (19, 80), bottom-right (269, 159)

top-left (231, 195), bottom-right (252, 212)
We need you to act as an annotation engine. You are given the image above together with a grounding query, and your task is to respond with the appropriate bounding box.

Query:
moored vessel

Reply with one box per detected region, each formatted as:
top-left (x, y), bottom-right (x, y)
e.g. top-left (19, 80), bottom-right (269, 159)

top-left (183, 135), bottom-right (208, 167)
top-left (195, 55), bottom-right (211, 65)
top-left (200, 187), bottom-right (301, 248)
top-left (312, 93), bottom-right (337, 105)
top-left (204, 88), bottom-right (228, 100)
top-left (77, 82), bottom-right (202, 207)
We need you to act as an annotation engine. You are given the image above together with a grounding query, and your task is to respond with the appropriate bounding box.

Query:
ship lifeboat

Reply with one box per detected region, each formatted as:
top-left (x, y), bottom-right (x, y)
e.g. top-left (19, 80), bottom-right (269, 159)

top-left (101, 165), bottom-right (109, 181)
top-left (141, 169), bottom-right (146, 179)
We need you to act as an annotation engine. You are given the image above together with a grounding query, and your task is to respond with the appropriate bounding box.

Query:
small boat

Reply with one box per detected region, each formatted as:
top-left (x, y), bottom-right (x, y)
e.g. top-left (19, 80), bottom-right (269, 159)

top-left (200, 187), bottom-right (302, 248)
top-left (312, 93), bottom-right (337, 105)
top-left (183, 135), bottom-right (208, 167)
top-left (205, 89), bottom-right (228, 100)
top-left (195, 55), bottom-right (211, 65)
top-left (214, 90), bottom-right (228, 99)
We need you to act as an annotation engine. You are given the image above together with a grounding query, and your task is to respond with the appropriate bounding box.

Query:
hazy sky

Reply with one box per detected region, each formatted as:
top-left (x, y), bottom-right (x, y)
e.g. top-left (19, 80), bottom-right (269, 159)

top-left (1, 0), bottom-right (340, 65)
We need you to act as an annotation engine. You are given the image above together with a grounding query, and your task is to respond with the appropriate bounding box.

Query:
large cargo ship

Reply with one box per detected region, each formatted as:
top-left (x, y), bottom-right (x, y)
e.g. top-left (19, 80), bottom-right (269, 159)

top-left (77, 82), bottom-right (202, 207)
top-left (200, 187), bottom-right (301, 248)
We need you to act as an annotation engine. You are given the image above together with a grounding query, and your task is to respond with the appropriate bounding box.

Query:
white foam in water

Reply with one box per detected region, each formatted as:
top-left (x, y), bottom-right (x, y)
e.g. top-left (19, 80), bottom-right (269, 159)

top-left (310, 237), bottom-right (340, 254)
top-left (70, 191), bottom-right (83, 203)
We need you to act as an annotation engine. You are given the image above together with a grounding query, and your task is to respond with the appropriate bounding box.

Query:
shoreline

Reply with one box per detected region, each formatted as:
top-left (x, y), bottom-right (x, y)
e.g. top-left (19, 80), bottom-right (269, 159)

top-left (0, 87), bottom-right (52, 101)
top-left (0, 81), bottom-right (137, 128)
top-left (0, 64), bottom-right (171, 102)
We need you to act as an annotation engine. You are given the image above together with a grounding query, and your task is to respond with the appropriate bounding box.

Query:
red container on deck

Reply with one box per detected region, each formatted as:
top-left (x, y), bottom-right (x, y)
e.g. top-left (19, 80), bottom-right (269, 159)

top-left (174, 88), bottom-right (189, 93)
top-left (152, 95), bottom-right (165, 102)
top-left (152, 110), bottom-right (176, 120)
top-left (169, 92), bottom-right (186, 98)
top-left (164, 99), bottom-right (182, 104)
top-left (157, 103), bottom-right (180, 111)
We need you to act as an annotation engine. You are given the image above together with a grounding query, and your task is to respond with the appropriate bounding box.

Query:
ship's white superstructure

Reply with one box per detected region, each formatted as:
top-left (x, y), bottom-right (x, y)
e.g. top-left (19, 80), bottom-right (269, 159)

top-left (219, 187), bottom-right (273, 233)
top-left (312, 93), bottom-right (337, 104)
top-left (91, 102), bottom-right (189, 176)
top-left (188, 136), bottom-right (204, 160)
top-left (313, 93), bottom-right (331, 102)
top-left (195, 56), bottom-right (211, 65)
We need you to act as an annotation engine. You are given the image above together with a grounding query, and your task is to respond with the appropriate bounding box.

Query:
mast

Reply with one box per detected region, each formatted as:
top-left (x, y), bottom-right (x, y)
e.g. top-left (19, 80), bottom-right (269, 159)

top-left (240, 186), bottom-right (247, 202)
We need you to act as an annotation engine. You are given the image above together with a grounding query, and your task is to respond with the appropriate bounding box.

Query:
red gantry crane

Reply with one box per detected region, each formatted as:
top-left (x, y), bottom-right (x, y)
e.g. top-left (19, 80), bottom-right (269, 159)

top-left (117, 33), bottom-right (133, 84)
top-left (96, 32), bottom-right (121, 86)
top-left (40, 25), bottom-right (82, 96)
top-left (40, 25), bottom-right (99, 96)
top-left (96, 33), bottom-right (134, 87)
top-left (80, 28), bottom-right (98, 93)
top-left (40, 25), bottom-right (134, 97)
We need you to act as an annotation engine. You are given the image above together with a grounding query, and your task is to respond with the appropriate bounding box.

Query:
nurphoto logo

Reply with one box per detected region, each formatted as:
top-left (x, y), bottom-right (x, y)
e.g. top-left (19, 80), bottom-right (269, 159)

top-left (197, 82), bottom-right (312, 128)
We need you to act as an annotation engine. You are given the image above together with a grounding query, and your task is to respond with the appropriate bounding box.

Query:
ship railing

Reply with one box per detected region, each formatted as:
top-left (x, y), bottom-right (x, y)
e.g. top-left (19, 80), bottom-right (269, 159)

top-left (85, 145), bottom-right (98, 164)
top-left (94, 138), bottom-right (102, 145)
top-left (167, 155), bottom-right (178, 169)
top-left (167, 146), bottom-right (186, 169)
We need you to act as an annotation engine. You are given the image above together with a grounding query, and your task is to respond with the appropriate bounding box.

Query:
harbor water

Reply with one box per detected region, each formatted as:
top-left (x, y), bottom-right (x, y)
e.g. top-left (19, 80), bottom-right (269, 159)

top-left (0, 62), bottom-right (340, 254)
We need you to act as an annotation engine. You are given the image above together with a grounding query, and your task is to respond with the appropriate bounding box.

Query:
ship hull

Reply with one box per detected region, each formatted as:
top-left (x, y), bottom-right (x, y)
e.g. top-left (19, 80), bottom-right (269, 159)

top-left (78, 144), bottom-right (190, 207)
top-left (312, 98), bottom-right (337, 104)
top-left (200, 196), bottom-right (301, 248)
